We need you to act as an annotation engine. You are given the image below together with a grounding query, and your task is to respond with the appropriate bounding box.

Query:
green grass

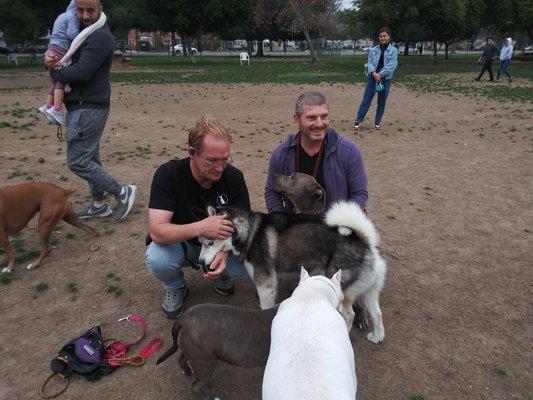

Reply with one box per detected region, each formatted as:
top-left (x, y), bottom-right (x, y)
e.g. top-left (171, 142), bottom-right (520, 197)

top-left (1, 54), bottom-right (530, 101)
top-left (108, 55), bottom-right (533, 102)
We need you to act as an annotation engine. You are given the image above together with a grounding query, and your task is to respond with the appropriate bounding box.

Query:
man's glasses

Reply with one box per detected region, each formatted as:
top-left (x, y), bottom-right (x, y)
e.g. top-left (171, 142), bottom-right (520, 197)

top-left (203, 155), bottom-right (233, 167)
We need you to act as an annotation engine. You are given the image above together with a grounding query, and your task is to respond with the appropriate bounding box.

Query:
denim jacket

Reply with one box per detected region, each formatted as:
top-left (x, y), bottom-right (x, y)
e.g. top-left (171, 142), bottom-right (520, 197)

top-left (49, 0), bottom-right (79, 50)
top-left (367, 43), bottom-right (398, 80)
top-left (265, 129), bottom-right (368, 212)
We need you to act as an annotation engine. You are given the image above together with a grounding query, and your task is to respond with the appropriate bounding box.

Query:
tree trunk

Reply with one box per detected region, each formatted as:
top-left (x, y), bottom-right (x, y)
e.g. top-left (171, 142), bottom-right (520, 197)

top-left (432, 39), bottom-right (438, 65)
top-left (404, 41), bottom-right (409, 56)
top-left (303, 28), bottom-right (318, 63)
top-left (182, 36), bottom-right (197, 63)
top-left (171, 32), bottom-right (177, 57)
top-left (256, 40), bottom-right (265, 57)
top-left (288, 0), bottom-right (318, 63)
top-left (445, 42), bottom-right (449, 60)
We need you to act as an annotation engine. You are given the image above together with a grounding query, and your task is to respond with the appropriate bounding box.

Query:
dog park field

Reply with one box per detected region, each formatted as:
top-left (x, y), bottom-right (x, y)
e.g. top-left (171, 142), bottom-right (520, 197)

top-left (0, 55), bottom-right (531, 399)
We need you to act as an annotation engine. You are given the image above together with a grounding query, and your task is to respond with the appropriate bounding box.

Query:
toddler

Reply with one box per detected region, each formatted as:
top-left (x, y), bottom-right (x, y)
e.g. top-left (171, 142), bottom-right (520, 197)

top-left (39, 1), bottom-right (79, 126)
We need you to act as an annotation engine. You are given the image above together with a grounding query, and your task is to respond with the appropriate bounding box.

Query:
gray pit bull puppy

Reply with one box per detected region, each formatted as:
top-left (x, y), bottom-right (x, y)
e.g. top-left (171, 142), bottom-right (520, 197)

top-left (157, 303), bottom-right (278, 400)
top-left (272, 172), bottom-right (325, 214)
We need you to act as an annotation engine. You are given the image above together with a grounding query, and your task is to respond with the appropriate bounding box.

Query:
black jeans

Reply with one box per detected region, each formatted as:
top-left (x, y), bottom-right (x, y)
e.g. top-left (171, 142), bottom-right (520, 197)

top-left (477, 59), bottom-right (494, 81)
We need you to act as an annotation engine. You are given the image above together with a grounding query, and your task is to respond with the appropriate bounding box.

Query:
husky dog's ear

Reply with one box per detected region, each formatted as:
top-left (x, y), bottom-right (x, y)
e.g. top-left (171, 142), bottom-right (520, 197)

top-left (299, 267), bottom-right (310, 283)
top-left (207, 205), bottom-right (217, 216)
top-left (331, 269), bottom-right (342, 289)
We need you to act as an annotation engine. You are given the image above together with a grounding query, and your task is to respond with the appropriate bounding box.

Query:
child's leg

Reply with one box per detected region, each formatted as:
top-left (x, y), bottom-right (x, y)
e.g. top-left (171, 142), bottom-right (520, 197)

top-left (45, 94), bottom-right (54, 108)
top-left (53, 81), bottom-right (65, 110)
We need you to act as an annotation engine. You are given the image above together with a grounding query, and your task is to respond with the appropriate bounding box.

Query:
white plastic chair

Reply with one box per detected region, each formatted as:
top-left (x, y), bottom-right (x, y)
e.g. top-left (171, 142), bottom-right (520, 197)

top-left (240, 52), bottom-right (250, 66)
top-left (7, 54), bottom-right (18, 66)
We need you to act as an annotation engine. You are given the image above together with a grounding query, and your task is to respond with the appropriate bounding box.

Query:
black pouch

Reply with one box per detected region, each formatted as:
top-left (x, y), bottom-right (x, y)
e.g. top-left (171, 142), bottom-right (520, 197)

top-left (50, 326), bottom-right (116, 382)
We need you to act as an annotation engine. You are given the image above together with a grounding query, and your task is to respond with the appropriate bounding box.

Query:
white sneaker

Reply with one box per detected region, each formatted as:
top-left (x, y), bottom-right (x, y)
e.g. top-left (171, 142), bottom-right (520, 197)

top-left (46, 107), bottom-right (66, 126)
top-left (39, 105), bottom-right (58, 125)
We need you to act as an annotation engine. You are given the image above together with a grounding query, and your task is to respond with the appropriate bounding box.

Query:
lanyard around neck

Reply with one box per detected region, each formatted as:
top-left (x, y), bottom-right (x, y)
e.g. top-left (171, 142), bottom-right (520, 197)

top-left (295, 135), bottom-right (325, 179)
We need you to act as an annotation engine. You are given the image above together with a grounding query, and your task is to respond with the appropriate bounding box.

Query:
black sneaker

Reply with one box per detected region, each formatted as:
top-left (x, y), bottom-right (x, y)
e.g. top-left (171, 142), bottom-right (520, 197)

top-left (213, 273), bottom-right (235, 296)
top-left (77, 203), bottom-right (113, 219)
top-left (161, 286), bottom-right (188, 319)
top-left (114, 184), bottom-right (137, 221)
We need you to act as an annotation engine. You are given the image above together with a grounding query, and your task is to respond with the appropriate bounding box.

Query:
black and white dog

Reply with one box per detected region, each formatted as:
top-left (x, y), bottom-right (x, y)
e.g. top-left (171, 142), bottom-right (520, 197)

top-left (198, 201), bottom-right (387, 343)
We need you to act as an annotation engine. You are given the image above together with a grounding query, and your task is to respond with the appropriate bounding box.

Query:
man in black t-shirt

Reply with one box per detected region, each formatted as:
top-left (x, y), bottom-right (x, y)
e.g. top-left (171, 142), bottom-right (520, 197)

top-left (146, 118), bottom-right (250, 318)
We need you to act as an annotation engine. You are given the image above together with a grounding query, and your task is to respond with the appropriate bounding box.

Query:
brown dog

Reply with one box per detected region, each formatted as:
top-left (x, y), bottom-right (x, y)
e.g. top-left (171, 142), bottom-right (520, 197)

top-left (0, 182), bottom-right (100, 273)
top-left (157, 303), bottom-right (278, 400)
top-left (272, 172), bottom-right (326, 214)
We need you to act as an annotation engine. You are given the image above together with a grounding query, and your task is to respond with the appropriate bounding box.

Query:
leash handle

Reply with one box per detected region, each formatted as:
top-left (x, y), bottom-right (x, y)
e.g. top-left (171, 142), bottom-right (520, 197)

top-left (117, 314), bottom-right (147, 350)
top-left (39, 373), bottom-right (69, 399)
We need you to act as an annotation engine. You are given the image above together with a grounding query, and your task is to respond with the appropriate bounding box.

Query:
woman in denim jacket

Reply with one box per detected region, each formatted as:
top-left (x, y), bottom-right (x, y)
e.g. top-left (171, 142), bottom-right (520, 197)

top-left (353, 27), bottom-right (398, 131)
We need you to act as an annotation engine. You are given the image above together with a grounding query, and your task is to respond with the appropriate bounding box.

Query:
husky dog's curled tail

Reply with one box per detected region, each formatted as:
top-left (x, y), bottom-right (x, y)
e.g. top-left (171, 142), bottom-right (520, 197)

top-left (324, 201), bottom-right (379, 247)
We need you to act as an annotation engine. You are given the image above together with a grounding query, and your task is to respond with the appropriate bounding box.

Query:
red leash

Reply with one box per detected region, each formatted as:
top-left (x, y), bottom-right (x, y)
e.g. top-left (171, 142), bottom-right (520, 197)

top-left (103, 315), bottom-right (163, 367)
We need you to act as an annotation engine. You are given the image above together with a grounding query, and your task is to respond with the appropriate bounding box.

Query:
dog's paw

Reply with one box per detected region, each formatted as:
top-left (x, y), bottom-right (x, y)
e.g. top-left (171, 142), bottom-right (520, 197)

top-left (90, 244), bottom-right (100, 251)
top-left (1, 267), bottom-right (12, 274)
top-left (366, 331), bottom-right (384, 344)
top-left (26, 263), bottom-right (34, 270)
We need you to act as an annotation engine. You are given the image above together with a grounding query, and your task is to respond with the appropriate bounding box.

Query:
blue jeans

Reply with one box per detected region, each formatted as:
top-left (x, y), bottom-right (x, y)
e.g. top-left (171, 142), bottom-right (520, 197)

top-left (496, 59), bottom-right (511, 80)
top-left (355, 76), bottom-right (392, 125)
top-left (145, 241), bottom-right (249, 291)
top-left (66, 108), bottom-right (122, 201)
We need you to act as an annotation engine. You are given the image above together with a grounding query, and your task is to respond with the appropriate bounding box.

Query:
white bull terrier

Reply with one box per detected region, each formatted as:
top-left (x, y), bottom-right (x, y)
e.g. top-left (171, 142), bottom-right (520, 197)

top-left (262, 267), bottom-right (357, 400)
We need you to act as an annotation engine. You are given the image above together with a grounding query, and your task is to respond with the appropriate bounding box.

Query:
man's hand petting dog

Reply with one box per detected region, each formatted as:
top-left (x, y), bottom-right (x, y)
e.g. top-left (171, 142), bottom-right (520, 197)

top-left (199, 214), bottom-right (234, 239)
top-left (203, 251), bottom-right (229, 280)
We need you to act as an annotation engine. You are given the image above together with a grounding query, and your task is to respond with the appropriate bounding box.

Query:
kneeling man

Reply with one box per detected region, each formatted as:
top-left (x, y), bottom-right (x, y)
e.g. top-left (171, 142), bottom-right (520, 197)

top-left (146, 118), bottom-right (250, 318)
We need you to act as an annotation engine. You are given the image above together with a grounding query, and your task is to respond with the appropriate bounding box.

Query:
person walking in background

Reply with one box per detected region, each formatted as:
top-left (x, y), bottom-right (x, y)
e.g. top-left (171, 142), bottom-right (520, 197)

top-left (44, 0), bottom-right (137, 221)
top-left (475, 37), bottom-right (499, 82)
top-left (496, 37), bottom-right (514, 83)
top-left (353, 27), bottom-right (398, 132)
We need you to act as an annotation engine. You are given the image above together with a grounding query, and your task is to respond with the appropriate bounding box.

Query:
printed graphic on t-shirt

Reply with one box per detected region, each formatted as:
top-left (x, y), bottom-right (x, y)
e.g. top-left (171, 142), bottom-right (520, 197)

top-left (216, 194), bottom-right (229, 206)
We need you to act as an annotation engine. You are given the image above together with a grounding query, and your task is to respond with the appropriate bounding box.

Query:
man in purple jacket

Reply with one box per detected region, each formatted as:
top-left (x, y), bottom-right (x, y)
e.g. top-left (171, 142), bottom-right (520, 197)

top-left (265, 91), bottom-right (368, 213)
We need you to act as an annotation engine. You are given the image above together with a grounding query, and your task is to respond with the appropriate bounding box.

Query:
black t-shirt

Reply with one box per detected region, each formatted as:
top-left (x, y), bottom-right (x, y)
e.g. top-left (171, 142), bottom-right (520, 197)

top-left (297, 145), bottom-right (325, 189)
top-left (376, 44), bottom-right (387, 72)
top-left (148, 158), bottom-right (251, 245)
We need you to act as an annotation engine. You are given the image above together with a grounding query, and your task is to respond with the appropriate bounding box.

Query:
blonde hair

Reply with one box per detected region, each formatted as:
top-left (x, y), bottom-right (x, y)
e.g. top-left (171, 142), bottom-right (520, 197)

top-left (188, 117), bottom-right (232, 154)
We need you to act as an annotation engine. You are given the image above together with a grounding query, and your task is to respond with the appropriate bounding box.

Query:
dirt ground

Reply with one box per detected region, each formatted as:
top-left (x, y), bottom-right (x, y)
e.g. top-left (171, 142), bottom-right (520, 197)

top-left (0, 70), bottom-right (531, 400)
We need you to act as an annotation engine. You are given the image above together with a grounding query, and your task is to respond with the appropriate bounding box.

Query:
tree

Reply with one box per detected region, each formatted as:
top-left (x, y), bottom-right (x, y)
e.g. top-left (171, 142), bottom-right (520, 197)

top-left (254, 0), bottom-right (341, 63)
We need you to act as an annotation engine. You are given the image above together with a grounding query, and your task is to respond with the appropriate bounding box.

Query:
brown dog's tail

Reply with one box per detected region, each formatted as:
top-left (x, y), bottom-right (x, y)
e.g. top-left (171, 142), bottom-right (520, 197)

top-left (65, 188), bottom-right (77, 196)
top-left (156, 319), bottom-right (182, 366)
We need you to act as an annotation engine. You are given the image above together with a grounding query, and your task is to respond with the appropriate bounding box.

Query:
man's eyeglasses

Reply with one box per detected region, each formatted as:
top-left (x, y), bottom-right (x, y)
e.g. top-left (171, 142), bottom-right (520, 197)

top-left (203, 155), bottom-right (233, 167)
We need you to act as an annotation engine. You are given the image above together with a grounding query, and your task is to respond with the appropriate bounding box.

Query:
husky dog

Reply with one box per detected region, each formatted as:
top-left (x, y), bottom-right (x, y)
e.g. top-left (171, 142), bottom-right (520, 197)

top-left (263, 268), bottom-right (357, 400)
top-left (198, 200), bottom-right (387, 343)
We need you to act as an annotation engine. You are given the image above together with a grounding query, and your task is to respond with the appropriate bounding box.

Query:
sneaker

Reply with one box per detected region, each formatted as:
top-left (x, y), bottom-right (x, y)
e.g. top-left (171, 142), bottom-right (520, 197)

top-left (114, 184), bottom-right (137, 221)
top-left (77, 203), bottom-right (113, 219)
top-left (46, 107), bottom-right (66, 126)
top-left (39, 105), bottom-right (58, 125)
top-left (161, 286), bottom-right (188, 319)
top-left (213, 273), bottom-right (235, 296)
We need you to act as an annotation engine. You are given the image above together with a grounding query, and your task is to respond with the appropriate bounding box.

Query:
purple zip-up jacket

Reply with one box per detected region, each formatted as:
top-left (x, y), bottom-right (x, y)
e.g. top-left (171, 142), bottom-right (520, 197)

top-left (265, 128), bottom-right (368, 212)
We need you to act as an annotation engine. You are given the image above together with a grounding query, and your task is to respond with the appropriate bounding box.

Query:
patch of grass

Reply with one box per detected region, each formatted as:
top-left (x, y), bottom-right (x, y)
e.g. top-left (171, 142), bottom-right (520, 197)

top-left (492, 367), bottom-right (508, 377)
top-left (66, 233), bottom-right (76, 239)
top-left (35, 282), bottom-right (48, 292)
top-left (1, 273), bottom-right (14, 285)
top-left (50, 237), bottom-right (59, 246)
top-left (408, 396), bottom-right (426, 400)
top-left (67, 282), bottom-right (78, 293)
top-left (15, 250), bottom-right (40, 264)
top-left (105, 284), bottom-right (123, 297)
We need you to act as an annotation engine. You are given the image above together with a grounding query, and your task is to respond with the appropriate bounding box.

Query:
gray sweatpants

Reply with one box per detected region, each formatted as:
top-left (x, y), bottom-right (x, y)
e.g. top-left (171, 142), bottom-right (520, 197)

top-left (66, 108), bottom-right (122, 201)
